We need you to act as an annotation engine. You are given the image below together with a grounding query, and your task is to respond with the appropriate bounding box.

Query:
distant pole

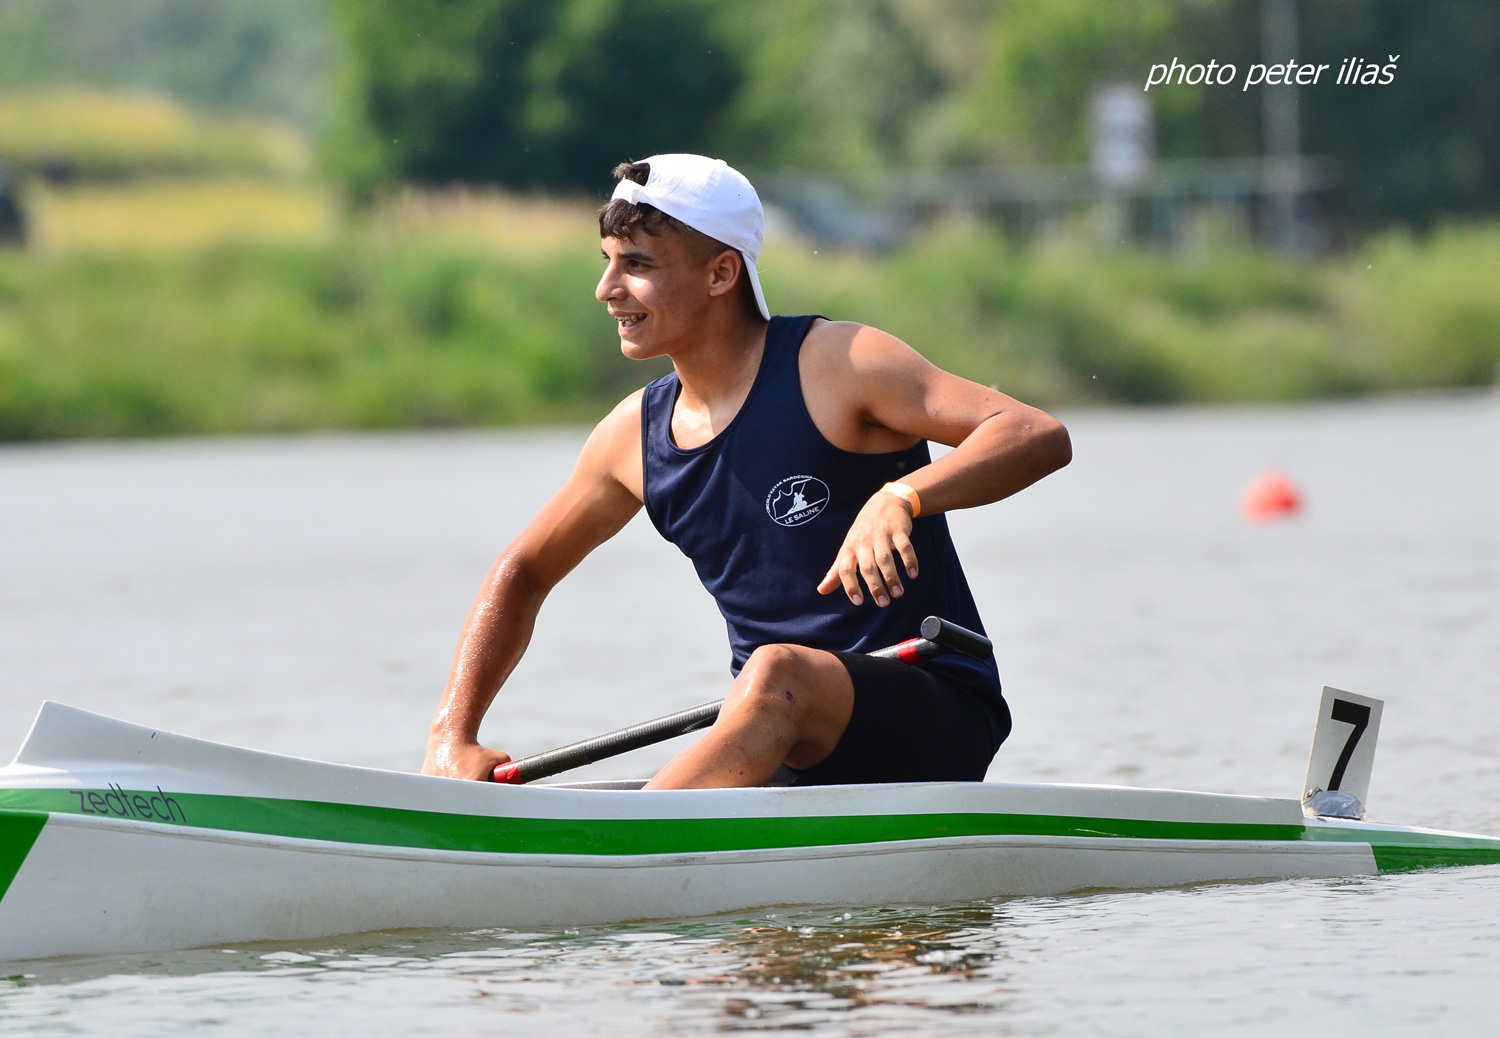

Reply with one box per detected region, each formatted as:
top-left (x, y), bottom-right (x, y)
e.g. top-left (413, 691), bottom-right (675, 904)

top-left (1262, 0), bottom-right (1300, 251)
top-left (1089, 83), bottom-right (1155, 248)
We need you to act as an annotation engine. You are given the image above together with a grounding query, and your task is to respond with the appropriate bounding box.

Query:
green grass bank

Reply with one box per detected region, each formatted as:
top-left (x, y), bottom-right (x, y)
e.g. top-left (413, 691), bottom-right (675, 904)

top-left (1, 219), bottom-right (1498, 440)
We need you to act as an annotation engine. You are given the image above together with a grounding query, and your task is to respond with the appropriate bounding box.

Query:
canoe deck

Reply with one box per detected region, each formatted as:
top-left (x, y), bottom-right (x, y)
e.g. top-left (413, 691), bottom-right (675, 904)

top-left (3, 702), bottom-right (1498, 962)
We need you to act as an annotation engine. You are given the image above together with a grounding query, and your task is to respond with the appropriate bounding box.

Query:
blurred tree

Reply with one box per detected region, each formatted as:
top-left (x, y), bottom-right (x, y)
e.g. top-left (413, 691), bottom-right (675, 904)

top-left (709, 0), bottom-right (947, 174)
top-left (0, 0), bottom-right (331, 128)
top-left (943, 0), bottom-right (1499, 228)
top-left (941, 0), bottom-right (1177, 164)
top-left (324, 0), bottom-right (739, 197)
top-left (24, 0), bottom-right (1475, 228)
top-left (1300, 0), bottom-right (1500, 227)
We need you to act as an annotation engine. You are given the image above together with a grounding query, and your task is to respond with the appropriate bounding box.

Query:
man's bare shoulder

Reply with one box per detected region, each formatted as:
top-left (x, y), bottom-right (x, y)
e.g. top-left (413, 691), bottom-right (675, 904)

top-left (595, 388), bottom-right (645, 439)
top-left (799, 318), bottom-right (1045, 450)
top-left (576, 388), bottom-right (645, 500)
top-left (800, 320), bottom-right (937, 428)
top-left (801, 319), bottom-right (931, 382)
top-left (796, 320), bottom-right (939, 451)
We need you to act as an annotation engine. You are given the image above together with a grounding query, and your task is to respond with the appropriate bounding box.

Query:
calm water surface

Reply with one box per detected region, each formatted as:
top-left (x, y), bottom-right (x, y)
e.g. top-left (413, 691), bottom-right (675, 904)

top-left (1, 394), bottom-right (1497, 1034)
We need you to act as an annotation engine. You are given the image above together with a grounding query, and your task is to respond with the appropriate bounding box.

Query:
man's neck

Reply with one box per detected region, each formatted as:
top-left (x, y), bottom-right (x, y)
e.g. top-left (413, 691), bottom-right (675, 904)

top-left (665, 310), bottom-right (770, 447)
top-left (670, 312), bottom-right (769, 411)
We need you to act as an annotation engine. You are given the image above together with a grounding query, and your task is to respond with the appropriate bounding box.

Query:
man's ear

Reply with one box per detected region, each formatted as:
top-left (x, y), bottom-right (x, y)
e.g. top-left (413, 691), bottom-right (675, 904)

top-left (705, 249), bottom-right (743, 299)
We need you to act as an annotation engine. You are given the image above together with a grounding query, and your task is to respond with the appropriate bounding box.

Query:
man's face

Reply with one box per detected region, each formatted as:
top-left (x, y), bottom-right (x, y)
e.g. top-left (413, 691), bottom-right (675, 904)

top-left (595, 230), bottom-right (716, 360)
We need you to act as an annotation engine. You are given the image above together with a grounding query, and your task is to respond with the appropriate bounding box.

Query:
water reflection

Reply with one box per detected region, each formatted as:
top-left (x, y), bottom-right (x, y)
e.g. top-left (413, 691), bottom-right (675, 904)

top-left (6, 870), bottom-right (1500, 1034)
top-left (2, 901), bottom-right (1019, 1032)
top-left (643, 903), bottom-right (1012, 1026)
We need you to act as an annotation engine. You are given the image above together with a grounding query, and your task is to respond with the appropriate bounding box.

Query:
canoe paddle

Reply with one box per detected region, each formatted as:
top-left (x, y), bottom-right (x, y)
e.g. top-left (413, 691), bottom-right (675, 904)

top-left (491, 615), bottom-right (992, 784)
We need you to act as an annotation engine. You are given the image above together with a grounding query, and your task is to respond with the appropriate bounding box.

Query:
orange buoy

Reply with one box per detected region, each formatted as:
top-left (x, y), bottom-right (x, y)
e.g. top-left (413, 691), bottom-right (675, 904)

top-left (1241, 470), bottom-right (1302, 522)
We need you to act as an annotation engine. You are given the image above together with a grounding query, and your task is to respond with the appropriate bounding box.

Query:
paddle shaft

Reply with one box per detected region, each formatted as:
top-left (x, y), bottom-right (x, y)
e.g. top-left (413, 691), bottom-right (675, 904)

top-left (491, 615), bottom-right (992, 785)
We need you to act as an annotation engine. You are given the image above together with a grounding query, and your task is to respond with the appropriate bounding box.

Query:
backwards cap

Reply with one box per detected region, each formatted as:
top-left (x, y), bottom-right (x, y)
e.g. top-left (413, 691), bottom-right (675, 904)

top-left (610, 154), bottom-right (769, 320)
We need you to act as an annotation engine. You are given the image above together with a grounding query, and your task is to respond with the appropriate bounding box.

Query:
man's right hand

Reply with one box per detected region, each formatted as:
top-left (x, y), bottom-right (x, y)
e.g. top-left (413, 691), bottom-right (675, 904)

top-left (422, 738), bottom-right (512, 781)
top-left (421, 391), bottom-right (646, 786)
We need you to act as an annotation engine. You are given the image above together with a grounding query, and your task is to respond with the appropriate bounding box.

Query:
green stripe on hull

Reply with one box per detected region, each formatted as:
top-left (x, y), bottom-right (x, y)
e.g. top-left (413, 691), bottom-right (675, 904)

top-left (1374, 844), bottom-right (1500, 872)
top-left (7, 789), bottom-right (1500, 871)
top-left (1, 788), bottom-right (1304, 856)
top-left (1296, 824), bottom-right (1500, 873)
top-left (0, 810), bottom-right (46, 900)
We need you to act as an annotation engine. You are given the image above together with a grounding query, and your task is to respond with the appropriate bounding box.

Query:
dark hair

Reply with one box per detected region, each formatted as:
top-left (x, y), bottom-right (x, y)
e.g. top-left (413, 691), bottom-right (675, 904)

top-left (598, 161), bottom-right (727, 258)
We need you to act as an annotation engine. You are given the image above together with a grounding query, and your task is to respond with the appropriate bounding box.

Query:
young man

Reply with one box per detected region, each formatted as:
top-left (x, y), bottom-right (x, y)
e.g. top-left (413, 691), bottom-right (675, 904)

top-left (422, 154), bottom-right (1071, 789)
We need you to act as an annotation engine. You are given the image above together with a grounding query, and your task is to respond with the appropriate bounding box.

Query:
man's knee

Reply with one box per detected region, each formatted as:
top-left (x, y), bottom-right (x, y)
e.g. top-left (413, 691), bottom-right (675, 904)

top-left (743, 643), bottom-right (809, 680)
top-left (734, 644), bottom-right (817, 716)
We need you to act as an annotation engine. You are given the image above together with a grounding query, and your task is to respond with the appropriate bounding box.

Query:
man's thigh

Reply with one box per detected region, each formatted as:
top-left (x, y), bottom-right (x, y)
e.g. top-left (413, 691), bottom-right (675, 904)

top-left (787, 652), bottom-right (998, 785)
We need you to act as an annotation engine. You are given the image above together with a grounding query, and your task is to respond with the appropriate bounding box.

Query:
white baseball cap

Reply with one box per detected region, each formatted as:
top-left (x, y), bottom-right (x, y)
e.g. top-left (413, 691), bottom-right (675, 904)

top-left (610, 153), bottom-right (770, 320)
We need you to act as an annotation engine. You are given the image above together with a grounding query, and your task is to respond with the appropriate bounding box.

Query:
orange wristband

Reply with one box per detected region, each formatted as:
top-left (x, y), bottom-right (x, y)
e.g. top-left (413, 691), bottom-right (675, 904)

top-left (880, 481), bottom-right (921, 517)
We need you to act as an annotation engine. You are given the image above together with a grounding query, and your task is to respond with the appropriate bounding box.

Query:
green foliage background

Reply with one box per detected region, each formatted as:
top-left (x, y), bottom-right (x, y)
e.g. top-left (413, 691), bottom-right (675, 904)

top-left (3, 0), bottom-right (1494, 223)
top-left (0, 0), bottom-right (331, 129)
top-left (0, 0), bottom-right (1496, 440)
top-left (323, 0), bottom-right (739, 197)
top-left (2, 221), bottom-right (1496, 440)
top-left (318, 0), bottom-right (1498, 227)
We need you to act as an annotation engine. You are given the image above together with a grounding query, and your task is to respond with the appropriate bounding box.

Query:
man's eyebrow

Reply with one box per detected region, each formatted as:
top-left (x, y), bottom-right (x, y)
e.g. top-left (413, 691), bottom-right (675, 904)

top-left (602, 247), bottom-right (654, 262)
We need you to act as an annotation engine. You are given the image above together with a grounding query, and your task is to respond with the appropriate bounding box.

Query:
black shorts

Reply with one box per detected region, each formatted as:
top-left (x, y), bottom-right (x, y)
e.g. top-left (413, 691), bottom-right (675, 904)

top-left (786, 651), bottom-right (1008, 786)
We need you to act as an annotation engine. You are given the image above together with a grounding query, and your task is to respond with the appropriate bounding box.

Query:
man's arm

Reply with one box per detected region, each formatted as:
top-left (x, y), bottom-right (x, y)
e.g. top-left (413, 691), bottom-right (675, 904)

top-left (422, 393), bottom-right (645, 780)
top-left (806, 322), bottom-right (1072, 608)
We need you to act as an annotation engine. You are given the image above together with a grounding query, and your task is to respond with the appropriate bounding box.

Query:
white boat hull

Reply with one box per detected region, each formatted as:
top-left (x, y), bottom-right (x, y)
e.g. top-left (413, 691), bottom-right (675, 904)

top-left (1, 703), bottom-right (1495, 961)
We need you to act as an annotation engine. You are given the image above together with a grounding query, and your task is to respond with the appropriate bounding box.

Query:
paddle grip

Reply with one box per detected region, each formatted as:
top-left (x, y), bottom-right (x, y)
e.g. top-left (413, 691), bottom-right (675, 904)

top-left (919, 615), bottom-right (993, 662)
top-left (865, 616), bottom-right (992, 665)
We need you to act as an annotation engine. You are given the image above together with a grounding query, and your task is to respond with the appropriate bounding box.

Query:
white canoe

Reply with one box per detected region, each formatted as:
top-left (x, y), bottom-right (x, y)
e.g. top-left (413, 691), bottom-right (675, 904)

top-left (2, 700), bottom-right (1499, 962)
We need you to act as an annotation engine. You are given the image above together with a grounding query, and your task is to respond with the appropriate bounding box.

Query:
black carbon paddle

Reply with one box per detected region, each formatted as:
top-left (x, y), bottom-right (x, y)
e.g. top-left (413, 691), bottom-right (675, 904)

top-left (491, 616), bottom-right (991, 784)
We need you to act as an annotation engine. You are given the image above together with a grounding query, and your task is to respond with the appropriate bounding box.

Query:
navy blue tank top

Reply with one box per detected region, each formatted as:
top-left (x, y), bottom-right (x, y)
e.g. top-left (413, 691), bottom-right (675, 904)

top-left (640, 315), bottom-right (1005, 728)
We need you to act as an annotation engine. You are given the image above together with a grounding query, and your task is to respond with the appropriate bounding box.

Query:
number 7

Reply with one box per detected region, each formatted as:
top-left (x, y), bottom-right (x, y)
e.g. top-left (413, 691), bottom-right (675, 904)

top-left (1327, 698), bottom-right (1372, 791)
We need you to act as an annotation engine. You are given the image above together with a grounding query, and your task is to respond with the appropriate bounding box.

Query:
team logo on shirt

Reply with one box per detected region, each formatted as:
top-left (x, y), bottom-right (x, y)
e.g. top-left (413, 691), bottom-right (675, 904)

top-left (765, 474), bottom-right (830, 527)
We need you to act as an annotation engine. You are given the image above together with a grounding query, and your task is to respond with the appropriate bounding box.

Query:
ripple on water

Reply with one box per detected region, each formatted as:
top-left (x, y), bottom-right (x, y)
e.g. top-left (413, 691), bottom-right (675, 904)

top-left (3, 867), bottom-right (1500, 1035)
